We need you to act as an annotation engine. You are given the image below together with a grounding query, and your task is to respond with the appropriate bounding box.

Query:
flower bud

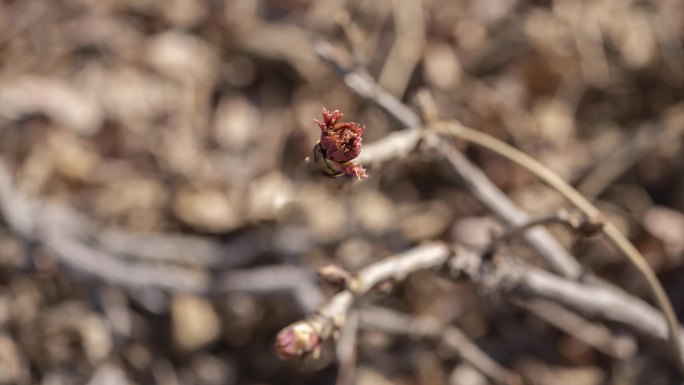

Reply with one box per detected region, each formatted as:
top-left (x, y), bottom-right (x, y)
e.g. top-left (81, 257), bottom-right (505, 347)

top-left (314, 108), bottom-right (367, 179)
top-left (274, 321), bottom-right (321, 360)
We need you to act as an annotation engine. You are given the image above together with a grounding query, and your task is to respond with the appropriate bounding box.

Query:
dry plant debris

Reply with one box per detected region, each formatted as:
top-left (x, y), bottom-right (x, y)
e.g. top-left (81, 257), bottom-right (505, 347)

top-left (0, 1), bottom-right (683, 385)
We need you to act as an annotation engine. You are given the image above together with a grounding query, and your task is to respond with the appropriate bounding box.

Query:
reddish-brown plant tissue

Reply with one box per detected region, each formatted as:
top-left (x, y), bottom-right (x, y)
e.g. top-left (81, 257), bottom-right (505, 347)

top-left (315, 108), bottom-right (367, 179)
top-left (274, 321), bottom-right (321, 360)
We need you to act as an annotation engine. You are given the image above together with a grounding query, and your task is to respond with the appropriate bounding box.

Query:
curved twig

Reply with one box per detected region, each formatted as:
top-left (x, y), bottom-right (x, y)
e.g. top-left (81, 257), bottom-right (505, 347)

top-left (312, 37), bottom-right (683, 370)
top-left (274, 243), bottom-right (451, 359)
top-left (432, 120), bottom-right (683, 367)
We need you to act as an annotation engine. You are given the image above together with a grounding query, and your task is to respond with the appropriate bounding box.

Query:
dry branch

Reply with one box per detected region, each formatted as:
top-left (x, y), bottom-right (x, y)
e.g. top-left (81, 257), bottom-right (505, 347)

top-left (0, 163), bottom-right (324, 313)
top-left (577, 104), bottom-right (684, 198)
top-left (274, 243), bottom-right (451, 359)
top-left (432, 120), bottom-right (683, 367)
top-left (359, 306), bottom-right (522, 385)
top-left (513, 299), bottom-right (636, 360)
top-left (482, 209), bottom-right (602, 261)
top-left (311, 39), bottom-right (683, 368)
top-left (276, 241), bottom-right (684, 379)
top-left (96, 226), bottom-right (310, 269)
top-left (316, 40), bottom-right (583, 279)
top-left (448, 247), bottom-right (684, 352)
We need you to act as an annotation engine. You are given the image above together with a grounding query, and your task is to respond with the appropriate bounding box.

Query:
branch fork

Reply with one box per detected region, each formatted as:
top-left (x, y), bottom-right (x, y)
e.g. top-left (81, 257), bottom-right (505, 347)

top-left (274, 243), bottom-right (451, 361)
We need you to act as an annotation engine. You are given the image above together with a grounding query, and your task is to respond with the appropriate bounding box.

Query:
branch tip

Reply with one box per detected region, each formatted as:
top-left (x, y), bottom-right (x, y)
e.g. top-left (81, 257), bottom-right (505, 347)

top-left (310, 108), bottom-right (367, 180)
top-left (275, 320), bottom-right (322, 361)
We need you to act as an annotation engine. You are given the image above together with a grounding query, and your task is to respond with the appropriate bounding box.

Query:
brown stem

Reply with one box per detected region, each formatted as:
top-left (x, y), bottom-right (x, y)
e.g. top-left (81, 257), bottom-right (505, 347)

top-left (482, 209), bottom-right (602, 261)
top-left (432, 120), bottom-right (684, 369)
top-left (274, 243), bottom-right (451, 360)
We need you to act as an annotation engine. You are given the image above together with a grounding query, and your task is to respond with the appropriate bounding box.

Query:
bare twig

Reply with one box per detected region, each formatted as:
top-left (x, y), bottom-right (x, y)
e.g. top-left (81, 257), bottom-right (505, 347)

top-left (278, 241), bottom-right (684, 376)
top-left (0, 162), bottom-right (324, 313)
top-left (513, 299), bottom-right (636, 360)
top-left (435, 143), bottom-right (584, 278)
top-left (335, 310), bottom-right (359, 385)
top-left (312, 39), bottom-right (684, 369)
top-left (319, 41), bottom-right (583, 279)
top-left (314, 41), bottom-right (422, 129)
top-left (274, 243), bottom-right (451, 359)
top-left (96, 225), bottom-right (311, 269)
top-left (359, 306), bottom-right (522, 385)
top-left (577, 105), bottom-right (684, 198)
top-left (449, 247), bottom-right (684, 355)
top-left (311, 40), bottom-right (683, 368)
top-left (482, 209), bottom-right (602, 261)
top-left (432, 120), bottom-right (683, 368)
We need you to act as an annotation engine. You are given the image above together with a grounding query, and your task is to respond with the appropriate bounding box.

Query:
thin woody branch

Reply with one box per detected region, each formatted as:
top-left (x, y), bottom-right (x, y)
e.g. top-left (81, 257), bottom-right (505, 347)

top-left (314, 41), bottom-right (422, 130)
top-left (482, 209), bottom-right (603, 260)
top-left (334, 309), bottom-right (359, 385)
top-left (433, 140), bottom-right (583, 278)
top-left (513, 299), bottom-right (636, 360)
top-left (448, 247), bottom-right (684, 357)
top-left (275, 242), bottom-right (684, 378)
top-left (314, 40), bottom-right (582, 280)
top-left (0, 162), bottom-right (325, 313)
top-left (274, 243), bottom-right (451, 360)
top-left (359, 306), bottom-right (523, 385)
top-left (311, 39), bottom-right (683, 368)
top-left (432, 120), bottom-right (684, 367)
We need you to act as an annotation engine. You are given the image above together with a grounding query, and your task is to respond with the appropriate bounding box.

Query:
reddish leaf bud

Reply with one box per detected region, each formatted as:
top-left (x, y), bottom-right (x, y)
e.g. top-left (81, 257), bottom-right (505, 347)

top-left (313, 108), bottom-right (367, 179)
top-left (274, 321), bottom-right (321, 360)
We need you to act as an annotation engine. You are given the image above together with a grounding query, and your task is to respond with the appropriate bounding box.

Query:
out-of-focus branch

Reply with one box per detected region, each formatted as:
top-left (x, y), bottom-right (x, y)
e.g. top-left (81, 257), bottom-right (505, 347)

top-left (434, 143), bottom-right (583, 278)
top-left (335, 310), bottom-right (359, 385)
top-left (432, 120), bottom-right (683, 368)
top-left (274, 243), bottom-right (451, 360)
top-left (377, 0), bottom-right (425, 97)
top-left (0, 163), bottom-right (324, 313)
top-left (314, 41), bottom-right (422, 130)
top-left (577, 104), bottom-right (684, 198)
top-left (276, 241), bottom-right (684, 375)
top-left (449, 247), bottom-right (684, 357)
top-left (513, 299), bottom-right (636, 360)
top-left (312, 39), bottom-right (683, 368)
top-left (96, 226), bottom-right (311, 269)
top-left (359, 306), bottom-right (522, 385)
top-left (482, 209), bottom-right (602, 260)
top-left (314, 40), bottom-right (582, 280)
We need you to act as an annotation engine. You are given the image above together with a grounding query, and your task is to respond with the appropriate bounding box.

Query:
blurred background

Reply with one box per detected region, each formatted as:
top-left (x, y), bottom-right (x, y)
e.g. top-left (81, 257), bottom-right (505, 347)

top-left (0, 0), bottom-right (683, 384)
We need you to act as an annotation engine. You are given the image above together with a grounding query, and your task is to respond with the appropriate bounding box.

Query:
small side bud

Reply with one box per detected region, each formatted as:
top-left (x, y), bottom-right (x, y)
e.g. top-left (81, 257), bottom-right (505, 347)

top-left (275, 321), bottom-right (321, 360)
top-left (567, 210), bottom-right (604, 238)
top-left (317, 264), bottom-right (353, 291)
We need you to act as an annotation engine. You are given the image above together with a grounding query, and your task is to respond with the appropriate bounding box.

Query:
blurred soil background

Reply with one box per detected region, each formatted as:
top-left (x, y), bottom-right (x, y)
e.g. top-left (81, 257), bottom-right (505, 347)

top-left (0, 0), bottom-right (683, 384)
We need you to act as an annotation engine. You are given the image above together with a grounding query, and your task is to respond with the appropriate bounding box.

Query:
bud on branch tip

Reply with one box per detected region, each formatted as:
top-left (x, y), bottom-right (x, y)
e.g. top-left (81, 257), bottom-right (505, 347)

top-left (274, 321), bottom-right (322, 360)
top-left (313, 108), bottom-right (367, 180)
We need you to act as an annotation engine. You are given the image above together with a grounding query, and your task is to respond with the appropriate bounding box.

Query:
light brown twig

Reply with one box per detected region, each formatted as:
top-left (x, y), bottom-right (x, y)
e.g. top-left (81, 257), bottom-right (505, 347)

top-left (359, 306), bottom-right (522, 385)
top-left (335, 310), bottom-right (359, 385)
top-left (312, 38), bottom-right (683, 369)
top-left (274, 243), bottom-right (451, 359)
top-left (577, 105), bottom-right (684, 198)
top-left (0, 163), bottom-right (324, 313)
top-left (319, 41), bottom-right (583, 279)
top-left (432, 120), bottom-right (683, 368)
top-left (482, 209), bottom-right (602, 261)
top-left (513, 299), bottom-right (636, 360)
top-left (449, 247), bottom-right (684, 352)
top-left (277, 241), bottom-right (684, 376)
